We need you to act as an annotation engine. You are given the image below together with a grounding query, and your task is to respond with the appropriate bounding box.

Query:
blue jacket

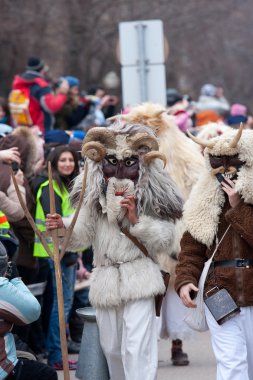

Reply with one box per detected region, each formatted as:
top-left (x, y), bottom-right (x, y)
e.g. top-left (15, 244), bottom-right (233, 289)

top-left (0, 277), bottom-right (41, 379)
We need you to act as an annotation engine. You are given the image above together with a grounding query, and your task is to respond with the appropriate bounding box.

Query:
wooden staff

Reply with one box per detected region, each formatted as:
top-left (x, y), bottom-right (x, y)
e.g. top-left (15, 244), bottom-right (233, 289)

top-left (48, 161), bottom-right (70, 380)
top-left (60, 161), bottom-right (88, 260)
top-left (10, 171), bottom-right (53, 258)
top-left (11, 161), bottom-right (88, 380)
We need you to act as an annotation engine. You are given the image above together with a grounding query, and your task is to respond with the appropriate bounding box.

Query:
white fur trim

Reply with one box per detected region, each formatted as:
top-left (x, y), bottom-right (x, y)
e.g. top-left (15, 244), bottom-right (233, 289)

top-left (129, 215), bottom-right (176, 258)
top-left (89, 258), bottom-right (165, 308)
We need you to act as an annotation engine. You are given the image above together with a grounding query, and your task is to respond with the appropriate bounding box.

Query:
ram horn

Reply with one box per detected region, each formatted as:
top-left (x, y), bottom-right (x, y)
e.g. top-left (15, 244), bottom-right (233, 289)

top-left (129, 133), bottom-right (159, 152)
top-left (187, 130), bottom-right (216, 148)
top-left (82, 142), bottom-right (106, 162)
top-left (106, 114), bottom-right (128, 123)
top-left (229, 122), bottom-right (244, 148)
top-left (143, 151), bottom-right (167, 168)
top-left (84, 127), bottom-right (116, 149)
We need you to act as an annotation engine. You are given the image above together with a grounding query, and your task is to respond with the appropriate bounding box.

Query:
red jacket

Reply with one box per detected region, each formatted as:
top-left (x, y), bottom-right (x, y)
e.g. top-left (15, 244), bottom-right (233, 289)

top-left (12, 72), bottom-right (67, 134)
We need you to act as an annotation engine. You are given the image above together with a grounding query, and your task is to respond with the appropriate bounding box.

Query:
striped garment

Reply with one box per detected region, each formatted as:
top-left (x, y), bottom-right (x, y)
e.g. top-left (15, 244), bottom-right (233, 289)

top-left (0, 277), bottom-right (41, 379)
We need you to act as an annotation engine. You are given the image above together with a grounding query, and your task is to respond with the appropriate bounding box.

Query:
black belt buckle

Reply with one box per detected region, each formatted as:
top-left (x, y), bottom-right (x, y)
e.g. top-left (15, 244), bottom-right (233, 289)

top-left (236, 259), bottom-right (250, 268)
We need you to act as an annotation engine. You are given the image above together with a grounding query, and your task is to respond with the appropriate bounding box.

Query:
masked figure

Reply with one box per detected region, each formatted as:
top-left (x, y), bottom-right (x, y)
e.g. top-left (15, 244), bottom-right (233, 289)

top-left (48, 121), bottom-right (183, 380)
top-left (112, 102), bottom-right (205, 365)
top-left (175, 124), bottom-right (253, 380)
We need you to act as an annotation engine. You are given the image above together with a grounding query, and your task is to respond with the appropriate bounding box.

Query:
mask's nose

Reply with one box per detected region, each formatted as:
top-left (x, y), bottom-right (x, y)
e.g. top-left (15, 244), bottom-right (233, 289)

top-left (222, 157), bottom-right (230, 171)
top-left (115, 162), bottom-right (125, 179)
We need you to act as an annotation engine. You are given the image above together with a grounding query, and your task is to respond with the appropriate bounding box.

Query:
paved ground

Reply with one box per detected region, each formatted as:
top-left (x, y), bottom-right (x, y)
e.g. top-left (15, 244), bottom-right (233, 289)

top-left (58, 331), bottom-right (216, 379)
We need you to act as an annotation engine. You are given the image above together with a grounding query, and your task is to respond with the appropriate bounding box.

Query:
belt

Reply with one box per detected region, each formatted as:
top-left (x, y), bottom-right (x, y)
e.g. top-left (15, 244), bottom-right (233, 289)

top-left (211, 258), bottom-right (253, 269)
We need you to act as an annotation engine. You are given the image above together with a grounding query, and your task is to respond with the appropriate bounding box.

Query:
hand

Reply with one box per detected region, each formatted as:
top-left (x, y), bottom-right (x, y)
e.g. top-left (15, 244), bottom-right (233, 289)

top-left (120, 195), bottom-right (139, 225)
top-left (5, 262), bottom-right (19, 280)
top-left (46, 213), bottom-right (64, 230)
top-left (0, 147), bottom-right (20, 164)
top-left (221, 178), bottom-right (241, 208)
top-left (13, 170), bottom-right (24, 186)
top-left (77, 266), bottom-right (91, 280)
top-left (179, 283), bottom-right (199, 308)
top-left (100, 95), bottom-right (118, 107)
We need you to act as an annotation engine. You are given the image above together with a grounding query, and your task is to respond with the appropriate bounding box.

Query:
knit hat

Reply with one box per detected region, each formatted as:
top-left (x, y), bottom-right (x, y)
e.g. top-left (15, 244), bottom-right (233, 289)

top-left (230, 103), bottom-right (247, 117)
top-left (166, 88), bottom-right (183, 107)
top-left (200, 84), bottom-right (217, 97)
top-left (64, 76), bottom-right (80, 88)
top-left (226, 115), bottom-right (247, 126)
top-left (0, 242), bottom-right (8, 276)
top-left (26, 57), bottom-right (45, 72)
top-left (44, 130), bottom-right (70, 145)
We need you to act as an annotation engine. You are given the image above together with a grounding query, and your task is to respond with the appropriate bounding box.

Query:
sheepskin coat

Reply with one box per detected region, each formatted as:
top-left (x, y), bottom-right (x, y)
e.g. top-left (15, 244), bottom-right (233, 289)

top-left (118, 103), bottom-right (206, 280)
top-left (65, 208), bottom-right (176, 309)
top-left (175, 199), bottom-right (253, 307)
top-left (175, 129), bottom-right (253, 306)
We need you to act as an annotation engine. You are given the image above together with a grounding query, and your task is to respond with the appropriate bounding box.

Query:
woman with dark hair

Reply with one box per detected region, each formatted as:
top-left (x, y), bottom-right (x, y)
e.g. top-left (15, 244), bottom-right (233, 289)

top-left (33, 145), bottom-right (79, 370)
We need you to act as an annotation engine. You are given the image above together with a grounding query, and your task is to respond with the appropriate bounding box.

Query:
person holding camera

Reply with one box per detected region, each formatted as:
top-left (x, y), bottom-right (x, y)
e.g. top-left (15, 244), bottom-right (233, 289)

top-left (54, 76), bottom-right (91, 131)
top-left (0, 241), bottom-right (57, 380)
top-left (175, 124), bottom-right (253, 380)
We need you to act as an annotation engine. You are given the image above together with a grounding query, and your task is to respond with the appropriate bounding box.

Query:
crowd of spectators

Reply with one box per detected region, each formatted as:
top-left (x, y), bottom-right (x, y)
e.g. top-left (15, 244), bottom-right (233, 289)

top-left (0, 55), bottom-right (252, 378)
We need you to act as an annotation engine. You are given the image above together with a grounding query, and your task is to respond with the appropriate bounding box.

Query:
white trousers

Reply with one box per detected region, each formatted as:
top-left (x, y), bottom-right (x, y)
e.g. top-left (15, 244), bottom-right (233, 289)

top-left (205, 305), bottom-right (253, 380)
top-left (158, 286), bottom-right (194, 340)
top-left (96, 297), bottom-right (158, 380)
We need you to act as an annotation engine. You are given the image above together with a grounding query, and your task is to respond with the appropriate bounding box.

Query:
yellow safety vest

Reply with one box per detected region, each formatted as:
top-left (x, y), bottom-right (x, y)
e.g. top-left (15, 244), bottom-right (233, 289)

top-left (33, 180), bottom-right (74, 258)
top-left (0, 210), bottom-right (11, 238)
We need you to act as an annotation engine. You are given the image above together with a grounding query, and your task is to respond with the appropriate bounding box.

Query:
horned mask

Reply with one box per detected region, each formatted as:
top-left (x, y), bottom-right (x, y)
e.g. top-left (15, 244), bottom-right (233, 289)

top-left (188, 123), bottom-right (246, 180)
top-left (81, 124), bottom-right (167, 223)
top-left (182, 124), bottom-right (253, 247)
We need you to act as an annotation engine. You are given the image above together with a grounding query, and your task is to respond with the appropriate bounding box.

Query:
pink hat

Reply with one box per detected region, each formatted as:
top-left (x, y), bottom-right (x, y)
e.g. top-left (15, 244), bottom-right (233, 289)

top-left (230, 103), bottom-right (247, 117)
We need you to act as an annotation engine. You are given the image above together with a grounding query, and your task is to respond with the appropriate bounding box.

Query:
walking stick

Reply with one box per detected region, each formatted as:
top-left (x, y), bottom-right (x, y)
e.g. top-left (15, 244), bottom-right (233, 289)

top-left (48, 161), bottom-right (70, 379)
top-left (11, 160), bottom-right (88, 380)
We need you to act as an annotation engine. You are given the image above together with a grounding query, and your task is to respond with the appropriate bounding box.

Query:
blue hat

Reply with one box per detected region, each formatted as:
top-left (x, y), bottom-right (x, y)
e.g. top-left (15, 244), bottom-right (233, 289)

top-left (64, 76), bottom-right (80, 88)
top-left (226, 115), bottom-right (247, 126)
top-left (44, 130), bottom-right (70, 145)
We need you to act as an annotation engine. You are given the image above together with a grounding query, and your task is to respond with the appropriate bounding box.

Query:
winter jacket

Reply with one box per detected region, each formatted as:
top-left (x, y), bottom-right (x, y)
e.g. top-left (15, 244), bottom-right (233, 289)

top-left (0, 128), bottom-right (37, 270)
top-left (12, 71), bottom-right (67, 133)
top-left (54, 96), bottom-right (90, 130)
top-left (0, 183), bottom-right (26, 222)
top-left (196, 95), bottom-right (230, 116)
top-left (65, 205), bottom-right (176, 309)
top-left (175, 199), bottom-right (253, 307)
top-left (0, 277), bottom-right (40, 379)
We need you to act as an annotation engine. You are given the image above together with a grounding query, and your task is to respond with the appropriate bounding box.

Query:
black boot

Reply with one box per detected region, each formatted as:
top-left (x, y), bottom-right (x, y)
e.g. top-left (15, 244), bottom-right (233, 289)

top-left (171, 339), bottom-right (189, 366)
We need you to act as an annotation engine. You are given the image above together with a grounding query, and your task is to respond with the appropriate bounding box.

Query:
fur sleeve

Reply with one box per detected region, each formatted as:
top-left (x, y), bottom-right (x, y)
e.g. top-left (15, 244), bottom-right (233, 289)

top-left (225, 202), bottom-right (253, 248)
top-left (174, 231), bottom-right (207, 294)
top-left (129, 215), bottom-right (176, 258)
top-left (63, 206), bottom-right (96, 252)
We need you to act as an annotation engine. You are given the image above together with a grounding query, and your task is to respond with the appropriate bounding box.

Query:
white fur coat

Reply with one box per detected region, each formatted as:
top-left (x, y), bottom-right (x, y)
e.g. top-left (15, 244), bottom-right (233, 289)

top-left (65, 208), bottom-right (176, 309)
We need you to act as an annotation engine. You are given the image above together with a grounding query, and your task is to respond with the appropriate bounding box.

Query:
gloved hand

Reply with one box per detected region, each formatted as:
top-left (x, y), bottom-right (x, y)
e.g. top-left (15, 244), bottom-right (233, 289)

top-left (5, 262), bottom-right (19, 281)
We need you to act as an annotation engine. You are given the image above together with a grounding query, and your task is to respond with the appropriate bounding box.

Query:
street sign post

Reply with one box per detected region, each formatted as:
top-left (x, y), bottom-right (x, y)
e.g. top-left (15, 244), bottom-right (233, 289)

top-left (119, 20), bottom-right (166, 108)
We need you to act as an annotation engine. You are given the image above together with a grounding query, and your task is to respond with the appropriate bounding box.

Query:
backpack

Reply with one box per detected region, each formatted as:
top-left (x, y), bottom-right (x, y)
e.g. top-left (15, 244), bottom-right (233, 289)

top-left (8, 89), bottom-right (33, 127)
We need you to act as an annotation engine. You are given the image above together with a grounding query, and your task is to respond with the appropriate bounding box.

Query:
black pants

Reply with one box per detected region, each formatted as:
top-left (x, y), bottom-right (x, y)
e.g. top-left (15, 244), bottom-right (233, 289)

top-left (7, 359), bottom-right (57, 380)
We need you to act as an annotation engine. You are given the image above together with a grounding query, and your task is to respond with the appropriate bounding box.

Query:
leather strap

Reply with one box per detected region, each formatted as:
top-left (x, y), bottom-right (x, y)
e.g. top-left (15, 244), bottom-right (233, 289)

top-left (211, 258), bottom-right (253, 269)
top-left (118, 222), bottom-right (150, 259)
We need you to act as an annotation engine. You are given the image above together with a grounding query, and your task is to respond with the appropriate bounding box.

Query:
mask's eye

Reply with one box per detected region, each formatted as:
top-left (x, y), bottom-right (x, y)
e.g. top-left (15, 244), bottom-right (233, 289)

top-left (125, 158), bottom-right (137, 167)
top-left (106, 157), bottom-right (118, 165)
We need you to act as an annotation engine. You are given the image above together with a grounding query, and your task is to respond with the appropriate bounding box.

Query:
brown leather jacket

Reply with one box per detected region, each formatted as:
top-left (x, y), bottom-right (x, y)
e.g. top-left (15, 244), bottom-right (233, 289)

top-left (175, 199), bottom-right (253, 307)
